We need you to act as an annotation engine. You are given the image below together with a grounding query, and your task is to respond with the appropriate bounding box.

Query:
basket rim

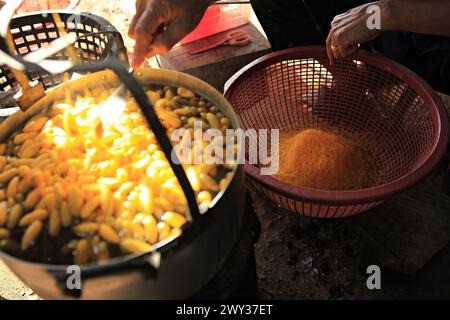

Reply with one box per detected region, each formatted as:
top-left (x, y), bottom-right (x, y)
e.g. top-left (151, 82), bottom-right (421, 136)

top-left (11, 9), bottom-right (118, 31)
top-left (224, 46), bottom-right (450, 206)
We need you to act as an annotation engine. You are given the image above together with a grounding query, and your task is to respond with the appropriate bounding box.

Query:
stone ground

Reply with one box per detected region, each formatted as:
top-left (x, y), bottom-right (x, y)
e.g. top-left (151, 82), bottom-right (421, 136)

top-left (0, 261), bottom-right (38, 300)
top-left (1, 1), bottom-right (450, 300)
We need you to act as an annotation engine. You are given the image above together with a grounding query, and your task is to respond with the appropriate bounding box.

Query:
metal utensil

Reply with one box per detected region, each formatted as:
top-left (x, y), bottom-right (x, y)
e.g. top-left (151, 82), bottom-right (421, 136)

top-left (103, 23), bottom-right (167, 110)
top-left (105, 67), bottom-right (135, 104)
top-left (99, 67), bottom-right (134, 126)
top-left (0, 0), bottom-right (82, 111)
top-left (0, 0), bottom-right (45, 111)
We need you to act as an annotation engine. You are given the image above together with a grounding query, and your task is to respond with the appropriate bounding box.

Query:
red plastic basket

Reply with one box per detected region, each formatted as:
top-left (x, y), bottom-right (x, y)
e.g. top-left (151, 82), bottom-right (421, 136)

top-left (224, 46), bottom-right (449, 218)
top-left (179, 3), bottom-right (251, 45)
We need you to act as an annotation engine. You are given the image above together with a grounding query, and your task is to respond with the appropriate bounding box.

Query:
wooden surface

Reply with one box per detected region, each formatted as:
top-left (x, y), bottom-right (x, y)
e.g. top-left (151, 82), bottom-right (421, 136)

top-left (159, 22), bottom-right (271, 92)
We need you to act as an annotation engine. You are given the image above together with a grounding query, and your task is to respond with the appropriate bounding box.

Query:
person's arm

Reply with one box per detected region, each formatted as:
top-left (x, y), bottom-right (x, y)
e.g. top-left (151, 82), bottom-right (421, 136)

top-left (327, 0), bottom-right (450, 63)
top-left (129, 0), bottom-right (215, 68)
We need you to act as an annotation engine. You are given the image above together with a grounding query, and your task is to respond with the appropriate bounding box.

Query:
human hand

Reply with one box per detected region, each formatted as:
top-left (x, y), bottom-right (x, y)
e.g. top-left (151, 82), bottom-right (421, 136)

top-left (129, 0), bottom-right (214, 68)
top-left (326, 1), bottom-right (392, 64)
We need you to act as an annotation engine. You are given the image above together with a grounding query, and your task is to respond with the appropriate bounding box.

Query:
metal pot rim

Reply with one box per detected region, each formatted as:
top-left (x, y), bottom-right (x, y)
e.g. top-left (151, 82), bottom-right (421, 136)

top-left (0, 67), bottom-right (242, 270)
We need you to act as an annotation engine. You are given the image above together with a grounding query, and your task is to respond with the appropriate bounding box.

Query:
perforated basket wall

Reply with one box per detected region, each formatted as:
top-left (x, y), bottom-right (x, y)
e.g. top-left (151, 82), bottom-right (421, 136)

top-left (0, 10), bottom-right (127, 92)
top-left (224, 46), bottom-right (449, 218)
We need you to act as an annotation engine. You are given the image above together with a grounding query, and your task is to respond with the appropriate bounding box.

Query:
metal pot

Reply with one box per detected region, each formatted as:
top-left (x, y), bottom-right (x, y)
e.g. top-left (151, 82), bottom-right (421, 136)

top-left (0, 68), bottom-right (246, 299)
